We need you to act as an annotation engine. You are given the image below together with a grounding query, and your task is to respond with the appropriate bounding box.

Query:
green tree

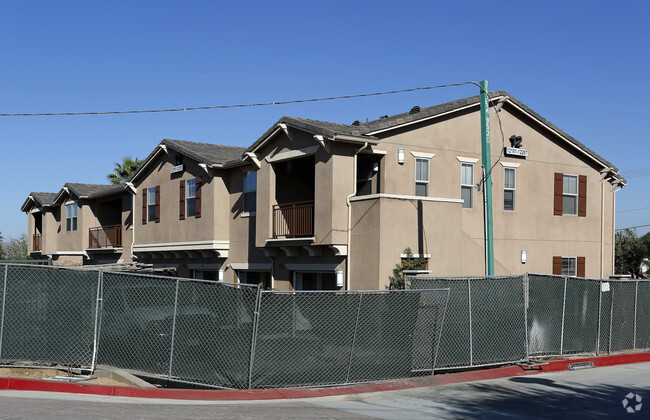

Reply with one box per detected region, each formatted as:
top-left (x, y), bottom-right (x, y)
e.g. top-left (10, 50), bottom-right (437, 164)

top-left (106, 156), bottom-right (142, 185)
top-left (389, 247), bottom-right (426, 289)
top-left (4, 234), bottom-right (28, 260)
top-left (615, 229), bottom-right (648, 278)
top-left (0, 231), bottom-right (4, 259)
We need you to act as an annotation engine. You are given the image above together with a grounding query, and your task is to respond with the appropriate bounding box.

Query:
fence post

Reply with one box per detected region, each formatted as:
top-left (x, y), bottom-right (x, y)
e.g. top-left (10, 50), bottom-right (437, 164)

top-left (0, 265), bottom-right (8, 361)
top-left (248, 286), bottom-right (263, 390)
top-left (345, 293), bottom-right (363, 384)
top-left (467, 278), bottom-right (473, 367)
top-left (596, 280), bottom-right (602, 356)
top-left (560, 277), bottom-right (567, 356)
top-left (168, 278), bottom-right (180, 380)
top-left (523, 274), bottom-right (529, 360)
top-left (90, 270), bottom-right (103, 371)
top-left (634, 281), bottom-right (638, 351)
top-left (608, 286), bottom-right (615, 355)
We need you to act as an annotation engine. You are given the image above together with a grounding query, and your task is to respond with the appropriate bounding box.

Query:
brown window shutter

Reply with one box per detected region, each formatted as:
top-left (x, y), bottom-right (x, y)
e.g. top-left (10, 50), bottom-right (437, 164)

top-left (578, 175), bottom-right (587, 217)
top-left (195, 177), bottom-right (202, 218)
top-left (554, 173), bottom-right (563, 215)
top-left (141, 188), bottom-right (147, 225)
top-left (155, 185), bottom-right (161, 223)
top-left (179, 180), bottom-right (185, 220)
top-left (553, 256), bottom-right (562, 275)
top-left (577, 257), bottom-right (586, 278)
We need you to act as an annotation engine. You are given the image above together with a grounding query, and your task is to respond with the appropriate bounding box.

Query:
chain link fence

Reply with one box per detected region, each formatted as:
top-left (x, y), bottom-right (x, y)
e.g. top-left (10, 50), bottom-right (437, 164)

top-left (410, 274), bottom-right (650, 368)
top-left (0, 264), bottom-right (449, 389)
top-left (0, 265), bottom-right (100, 368)
top-left (409, 276), bottom-right (528, 369)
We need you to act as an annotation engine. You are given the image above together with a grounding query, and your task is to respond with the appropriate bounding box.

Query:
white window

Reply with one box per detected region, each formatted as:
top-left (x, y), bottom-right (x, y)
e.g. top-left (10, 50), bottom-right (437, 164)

top-left (561, 257), bottom-right (577, 276)
top-left (147, 187), bottom-right (156, 222)
top-left (415, 158), bottom-right (429, 197)
top-left (243, 171), bottom-right (257, 213)
top-left (461, 163), bottom-right (474, 209)
top-left (563, 175), bottom-right (578, 215)
top-left (65, 202), bottom-right (77, 232)
top-left (504, 167), bottom-right (516, 211)
top-left (186, 178), bottom-right (196, 217)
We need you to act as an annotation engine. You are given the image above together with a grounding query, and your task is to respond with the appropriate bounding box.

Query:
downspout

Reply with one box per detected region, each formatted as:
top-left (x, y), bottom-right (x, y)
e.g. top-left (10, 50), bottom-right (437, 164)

top-left (126, 182), bottom-right (137, 261)
top-left (346, 142), bottom-right (369, 291)
top-left (612, 183), bottom-right (624, 275)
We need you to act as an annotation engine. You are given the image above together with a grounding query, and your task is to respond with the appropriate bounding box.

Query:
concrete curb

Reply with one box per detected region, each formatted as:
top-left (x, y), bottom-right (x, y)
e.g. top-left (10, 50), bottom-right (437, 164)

top-left (1, 352), bottom-right (649, 401)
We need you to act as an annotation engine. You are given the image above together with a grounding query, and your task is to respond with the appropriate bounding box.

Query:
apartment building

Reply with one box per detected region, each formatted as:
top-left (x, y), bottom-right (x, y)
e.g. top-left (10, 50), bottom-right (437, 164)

top-left (23, 91), bottom-right (627, 289)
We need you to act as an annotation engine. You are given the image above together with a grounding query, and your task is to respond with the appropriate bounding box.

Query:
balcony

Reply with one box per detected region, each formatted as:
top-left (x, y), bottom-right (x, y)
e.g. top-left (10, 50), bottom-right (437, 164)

top-left (88, 225), bottom-right (122, 249)
top-left (273, 201), bottom-right (314, 239)
top-left (32, 234), bottom-right (42, 252)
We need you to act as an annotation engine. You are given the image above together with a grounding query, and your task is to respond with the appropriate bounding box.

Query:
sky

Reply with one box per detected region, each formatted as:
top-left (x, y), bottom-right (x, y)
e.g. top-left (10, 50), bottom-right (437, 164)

top-left (1, 1), bottom-right (648, 239)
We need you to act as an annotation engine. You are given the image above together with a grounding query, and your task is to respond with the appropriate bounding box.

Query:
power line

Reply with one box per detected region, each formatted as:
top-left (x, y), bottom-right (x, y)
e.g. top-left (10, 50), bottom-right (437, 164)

top-left (617, 206), bottom-right (650, 214)
top-left (0, 82), bottom-right (480, 117)
top-left (616, 224), bottom-right (650, 232)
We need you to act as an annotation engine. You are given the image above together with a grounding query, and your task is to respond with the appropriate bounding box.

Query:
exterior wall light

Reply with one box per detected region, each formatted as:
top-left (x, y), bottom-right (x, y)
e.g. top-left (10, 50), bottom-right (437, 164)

top-left (397, 149), bottom-right (405, 164)
top-left (218, 269), bottom-right (225, 281)
top-left (521, 250), bottom-right (527, 264)
top-left (336, 270), bottom-right (344, 287)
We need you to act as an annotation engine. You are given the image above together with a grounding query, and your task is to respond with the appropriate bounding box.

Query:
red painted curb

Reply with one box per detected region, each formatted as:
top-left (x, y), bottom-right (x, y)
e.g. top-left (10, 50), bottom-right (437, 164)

top-left (1, 352), bottom-right (648, 401)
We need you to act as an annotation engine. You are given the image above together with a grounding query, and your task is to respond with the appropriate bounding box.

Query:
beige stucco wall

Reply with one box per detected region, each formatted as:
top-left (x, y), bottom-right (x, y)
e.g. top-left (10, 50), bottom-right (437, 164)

top-left (370, 104), bottom-right (617, 278)
top-left (132, 152), bottom-right (226, 245)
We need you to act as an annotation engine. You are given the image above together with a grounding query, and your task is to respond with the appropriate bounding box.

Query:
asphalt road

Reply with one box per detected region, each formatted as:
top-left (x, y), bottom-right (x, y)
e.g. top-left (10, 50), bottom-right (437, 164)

top-left (0, 362), bottom-right (649, 419)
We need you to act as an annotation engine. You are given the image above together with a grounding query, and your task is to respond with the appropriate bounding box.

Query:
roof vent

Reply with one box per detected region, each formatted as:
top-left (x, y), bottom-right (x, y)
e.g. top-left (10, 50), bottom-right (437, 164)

top-left (351, 120), bottom-right (361, 126)
top-left (410, 106), bottom-right (421, 114)
top-left (379, 115), bottom-right (388, 120)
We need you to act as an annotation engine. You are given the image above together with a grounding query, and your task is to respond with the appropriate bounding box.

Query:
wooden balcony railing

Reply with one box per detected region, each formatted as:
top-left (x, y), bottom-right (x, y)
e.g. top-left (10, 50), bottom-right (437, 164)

top-left (32, 234), bottom-right (42, 251)
top-left (272, 200), bottom-right (314, 239)
top-left (88, 225), bottom-right (122, 249)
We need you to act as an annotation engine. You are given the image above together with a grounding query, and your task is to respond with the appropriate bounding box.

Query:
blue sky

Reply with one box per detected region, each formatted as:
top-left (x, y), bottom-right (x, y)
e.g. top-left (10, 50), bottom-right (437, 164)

top-left (1, 1), bottom-right (648, 239)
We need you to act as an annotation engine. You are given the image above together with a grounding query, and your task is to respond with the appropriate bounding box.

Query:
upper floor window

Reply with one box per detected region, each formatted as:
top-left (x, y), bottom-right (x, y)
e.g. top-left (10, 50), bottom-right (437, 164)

top-left (461, 163), bottom-right (474, 209)
top-left (186, 178), bottom-right (196, 217)
top-left (243, 171), bottom-right (257, 213)
top-left (553, 256), bottom-right (586, 277)
top-left (562, 175), bottom-right (578, 215)
top-left (504, 167), bottom-right (516, 211)
top-left (65, 202), bottom-right (77, 232)
top-left (554, 173), bottom-right (586, 217)
top-left (142, 186), bottom-right (160, 224)
top-left (415, 158), bottom-right (430, 197)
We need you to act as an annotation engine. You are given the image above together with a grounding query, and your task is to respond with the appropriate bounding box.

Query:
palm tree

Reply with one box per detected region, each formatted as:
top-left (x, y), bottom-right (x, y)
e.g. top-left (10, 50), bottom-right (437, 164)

top-left (107, 156), bottom-right (142, 185)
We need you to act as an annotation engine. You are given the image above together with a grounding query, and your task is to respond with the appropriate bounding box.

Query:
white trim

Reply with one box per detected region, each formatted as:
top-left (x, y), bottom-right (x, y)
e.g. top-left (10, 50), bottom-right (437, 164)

top-left (229, 263), bottom-right (272, 271)
top-left (240, 212), bottom-right (256, 218)
top-left (456, 156), bottom-right (479, 164)
top-left (403, 270), bottom-right (432, 275)
top-left (284, 263), bottom-right (340, 272)
top-left (361, 149), bottom-right (387, 155)
top-left (350, 193), bottom-right (463, 204)
top-left (400, 253), bottom-right (431, 258)
top-left (500, 161), bottom-right (521, 168)
top-left (265, 145), bottom-right (320, 163)
top-left (133, 240), bottom-right (229, 253)
top-left (30, 208), bottom-right (41, 214)
top-left (410, 151), bottom-right (436, 159)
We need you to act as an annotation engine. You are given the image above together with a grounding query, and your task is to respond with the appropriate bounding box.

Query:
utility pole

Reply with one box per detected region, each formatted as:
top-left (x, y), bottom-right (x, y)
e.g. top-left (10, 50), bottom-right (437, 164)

top-left (480, 80), bottom-right (494, 276)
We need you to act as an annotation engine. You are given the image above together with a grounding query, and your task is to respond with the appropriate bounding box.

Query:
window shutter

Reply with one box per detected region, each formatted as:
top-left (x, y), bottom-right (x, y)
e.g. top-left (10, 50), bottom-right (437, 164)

top-left (179, 180), bottom-right (185, 220)
top-left (195, 177), bottom-right (202, 218)
top-left (577, 257), bottom-right (586, 278)
top-left (554, 173), bottom-right (563, 215)
top-left (141, 188), bottom-right (147, 225)
top-left (553, 256), bottom-right (562, 275)
top-left (578, 175), bottom-right (587, 217)
top-left (155, 185), bottom-right (161, 223)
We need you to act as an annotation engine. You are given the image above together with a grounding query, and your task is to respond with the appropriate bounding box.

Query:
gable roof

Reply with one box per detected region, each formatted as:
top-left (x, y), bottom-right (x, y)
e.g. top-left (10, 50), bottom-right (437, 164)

top-left (131, 139), bottom-right (249, 183)
top-left (20, 192), bottom-right (58, 212)
top-left (52, 183), bottom-right (129, 205)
